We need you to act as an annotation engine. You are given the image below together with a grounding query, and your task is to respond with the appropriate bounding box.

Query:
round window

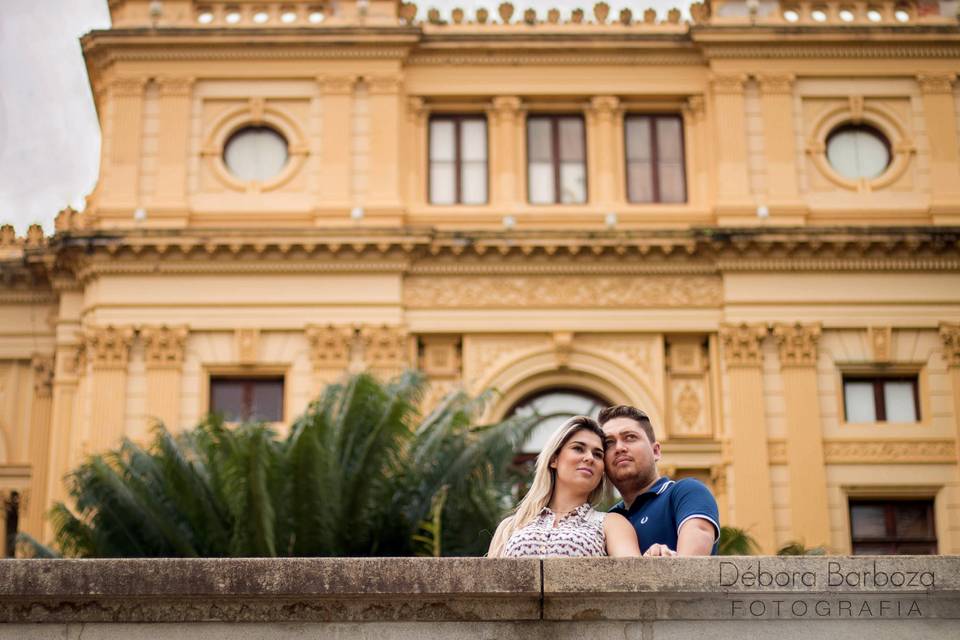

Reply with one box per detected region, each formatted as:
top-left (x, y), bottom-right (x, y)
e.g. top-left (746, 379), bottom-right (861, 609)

top-left (507, 388), bottom-right (608, 454)
top-left (223, 126), bottom-right (289, 182)
top-left (826, 124), bottom-right (891, 181)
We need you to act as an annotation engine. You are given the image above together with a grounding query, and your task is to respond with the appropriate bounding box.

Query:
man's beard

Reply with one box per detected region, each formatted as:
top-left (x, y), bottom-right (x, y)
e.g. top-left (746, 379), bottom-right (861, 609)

top-left (608, 461), bottom-right (658, 498)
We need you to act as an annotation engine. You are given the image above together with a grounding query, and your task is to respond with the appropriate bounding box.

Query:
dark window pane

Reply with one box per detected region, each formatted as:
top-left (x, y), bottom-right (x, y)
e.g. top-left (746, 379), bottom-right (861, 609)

top-left (852, 543), bottom-right (894, 555)
top-left (850, 504), bottom-right (888, 538)
top-left (251, 379), bottom-right (284, 422)
top-left (894, 503), bottom-right (932, 539)
top-left (210, 377), bottom-right (284, 422)
top-left (210, 379), bottom-right (245, 422)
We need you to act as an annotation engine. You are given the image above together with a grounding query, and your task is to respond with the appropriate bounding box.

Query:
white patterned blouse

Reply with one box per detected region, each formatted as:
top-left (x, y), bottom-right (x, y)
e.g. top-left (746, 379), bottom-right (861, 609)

top-left (502, 503), bottom-right (607, 558)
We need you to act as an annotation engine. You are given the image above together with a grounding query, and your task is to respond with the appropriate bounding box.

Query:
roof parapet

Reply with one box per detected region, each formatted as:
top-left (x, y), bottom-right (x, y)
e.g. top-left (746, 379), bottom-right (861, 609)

top-left (107, 0), bottom-right (401, 28)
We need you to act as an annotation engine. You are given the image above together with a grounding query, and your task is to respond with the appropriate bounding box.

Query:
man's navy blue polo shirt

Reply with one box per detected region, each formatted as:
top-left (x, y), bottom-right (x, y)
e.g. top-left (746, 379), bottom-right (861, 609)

top-left (610, 476), bottom-right (720, 555)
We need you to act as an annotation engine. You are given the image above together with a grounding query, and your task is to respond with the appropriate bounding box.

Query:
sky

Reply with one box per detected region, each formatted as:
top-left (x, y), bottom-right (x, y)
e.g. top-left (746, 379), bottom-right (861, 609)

top-left (0, 0), bottom-right (689, 234)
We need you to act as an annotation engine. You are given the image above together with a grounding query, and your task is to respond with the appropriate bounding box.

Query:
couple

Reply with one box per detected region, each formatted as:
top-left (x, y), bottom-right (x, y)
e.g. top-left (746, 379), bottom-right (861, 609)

top-left (488, 405), bottom-right (719, 558)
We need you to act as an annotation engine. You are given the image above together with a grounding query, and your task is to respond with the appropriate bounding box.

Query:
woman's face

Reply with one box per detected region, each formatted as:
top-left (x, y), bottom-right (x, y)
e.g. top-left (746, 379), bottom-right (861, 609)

top-left (549, 428), bottom-right (605, 494)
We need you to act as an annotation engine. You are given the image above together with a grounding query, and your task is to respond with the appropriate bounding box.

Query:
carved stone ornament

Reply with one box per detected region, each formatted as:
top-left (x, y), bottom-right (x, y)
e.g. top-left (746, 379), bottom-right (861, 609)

top-left (320, 75), bottom-right (355, 96)
top-left (868, 326), bottom-right (893, 363)
top-left (709, 465), bottom-right (727, 497)
top-left (235, 329), bottom-right (260, 365)
top-left (404, 276), bottom-right (723, 309)
top-left (940, 323), bottom-right (960, 368)
top-left (668, 339), bottom-right (705, 375)
top-left (756, 73), bottom-right (794, 96)
top-left (31, 355), bottom-right (54, 399)
top-left (552, 331), bottom-right (574, 369)
top-left (157, 76), bottom-right (194, 98)
top-left (772, 322), bottom-right (821, 367)
top-left (141, 325), bottom-right (189, 369)
top-left (675, 383), bottom-right (703, 432)
top-left (111, 77), bottom-right (146, 98)
top-left (917, 74), bottom-right (955, 95)
top-left (498, 2), bottom-right (514, 23)
top-left (822, 439), bottom-right (956, 464)
top-left (594, 2), bottom-right (611, 23)
top-left (84, 325), bottom-right (135, 370)
top-left (368, 75), bottom-right (403, 95)
top-left (719, 323), bottom-right (767, 368)
top-left (589, 96), bottom-right (620, 123)
top-left (361, 325), bottom-right (410, 370)
top-left (420, 336), bottom-right (461, 378)
top-left (710, 74), bottom-right (747, 95)
top-left (306, 325), bottom-right (354, 370)
top-left (490, 96), bottom-right (522, 123)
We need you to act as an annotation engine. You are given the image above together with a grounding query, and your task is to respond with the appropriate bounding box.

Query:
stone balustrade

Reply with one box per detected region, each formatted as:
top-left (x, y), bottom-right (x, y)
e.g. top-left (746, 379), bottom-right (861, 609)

top-left (0, 556), bottom-right (957, 638)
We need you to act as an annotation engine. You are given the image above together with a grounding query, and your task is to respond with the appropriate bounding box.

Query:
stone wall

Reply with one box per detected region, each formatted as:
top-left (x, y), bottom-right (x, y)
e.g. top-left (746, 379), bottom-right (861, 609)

top-left (0, 557), bottom-right (957, 639)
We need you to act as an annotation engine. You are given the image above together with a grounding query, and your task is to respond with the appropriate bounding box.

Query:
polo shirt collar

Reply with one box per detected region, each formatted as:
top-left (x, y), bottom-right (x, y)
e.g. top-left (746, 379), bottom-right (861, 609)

top-left (614, 476), bottom-right (672, 513)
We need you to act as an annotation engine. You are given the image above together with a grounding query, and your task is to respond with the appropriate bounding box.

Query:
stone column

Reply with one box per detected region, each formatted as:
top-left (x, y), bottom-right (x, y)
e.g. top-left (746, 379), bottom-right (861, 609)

top-left (100, 77), bottom-right (147, 211)
top-left (151, 77), bottom-right (194, 213)
top-left (22, 355), bottom-right (54, 540)
top-left (317, 75), bottom-right (356, 216)
top-left (773, 322), bottom-right (831, 548)
top-left (719, 323), bottom-right (776, 552)
top-left (306, 325), bottom-right (354, 393)
top-left (586, 96), bottom-right (621, 209)
top-left (918, 75), bottom-right (960, 221)
top-left (710, 74), bottom-right (753, 219)
top-left (367, 75), bottom-right (404, 214)
top-left (757, 74), bottom-right (805, 222)
top-left (406, 97), bottom-right (428, 208)
top-left (141, 326), bottom-right (188, 432)
top-left (488, 96), bottom-right (523, 208)
top-left (682, 95), bottom-right (707, 207)
top-left (85, 326), bottom-right (134, 454)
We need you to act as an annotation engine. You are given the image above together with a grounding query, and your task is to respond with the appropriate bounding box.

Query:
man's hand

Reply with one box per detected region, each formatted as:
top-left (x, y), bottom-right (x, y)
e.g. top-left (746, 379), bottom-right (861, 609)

top-left (643, 543), bottom-right (677, 557)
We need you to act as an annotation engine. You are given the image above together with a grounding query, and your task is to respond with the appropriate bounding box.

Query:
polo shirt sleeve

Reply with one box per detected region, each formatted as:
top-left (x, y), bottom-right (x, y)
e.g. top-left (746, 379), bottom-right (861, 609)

top-left (671, 478), bottom-right (720, 541)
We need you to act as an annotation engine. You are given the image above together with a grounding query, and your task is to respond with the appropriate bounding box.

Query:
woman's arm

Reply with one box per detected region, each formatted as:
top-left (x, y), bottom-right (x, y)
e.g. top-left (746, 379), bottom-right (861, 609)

top-left (603, 512), bottom-right (641, 557)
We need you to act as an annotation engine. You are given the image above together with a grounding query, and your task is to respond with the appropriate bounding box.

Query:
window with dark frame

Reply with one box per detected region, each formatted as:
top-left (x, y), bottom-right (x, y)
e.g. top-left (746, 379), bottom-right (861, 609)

top-left (842, 375), bottom-right (920, 423)
top-left (625, 114), bottom-right (686, 203)
top-left (849, 499), bottom-right (937, 555)
top-left (527, 115), bottom-right (587, 205)
top-left (210, 376), bottom-right (284, 423)
top-left (429, 115), bottom-right (488, 205)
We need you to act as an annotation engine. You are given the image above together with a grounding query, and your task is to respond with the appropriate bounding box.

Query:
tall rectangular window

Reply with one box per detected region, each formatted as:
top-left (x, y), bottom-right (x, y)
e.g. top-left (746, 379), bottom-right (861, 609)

top-left (850, 499), bottom-right (937, 555)
top-left (527, 115), bottom-right (586, 204)
top-left (210, 376), bottom-right (284, 423)
top-left (843, 376), bottom-right (919, 423)
top-left (429, 116), bottom-right (487, 205)
top-left (625, 114), bottom-right (686, 203)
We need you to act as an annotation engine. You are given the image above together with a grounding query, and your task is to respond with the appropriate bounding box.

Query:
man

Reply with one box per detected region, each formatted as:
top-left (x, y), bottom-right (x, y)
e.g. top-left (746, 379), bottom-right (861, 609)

top-left (599, 405), bottom-right (719, 556)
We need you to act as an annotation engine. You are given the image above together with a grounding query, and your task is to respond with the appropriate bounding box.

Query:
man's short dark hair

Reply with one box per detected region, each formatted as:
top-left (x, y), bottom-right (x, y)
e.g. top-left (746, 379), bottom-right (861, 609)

top-left (598, 405), bottom-right (656, 444)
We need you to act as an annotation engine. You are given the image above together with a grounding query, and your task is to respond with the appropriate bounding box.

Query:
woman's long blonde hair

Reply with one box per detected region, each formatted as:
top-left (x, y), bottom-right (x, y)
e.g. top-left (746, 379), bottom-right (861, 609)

top-left (487, 415), bottom-right (607, 557)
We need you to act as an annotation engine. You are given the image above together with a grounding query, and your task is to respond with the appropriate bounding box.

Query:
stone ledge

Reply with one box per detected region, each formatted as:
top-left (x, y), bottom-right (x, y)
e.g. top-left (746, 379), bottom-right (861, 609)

top-left (0, 556), bottom-right (957, 624)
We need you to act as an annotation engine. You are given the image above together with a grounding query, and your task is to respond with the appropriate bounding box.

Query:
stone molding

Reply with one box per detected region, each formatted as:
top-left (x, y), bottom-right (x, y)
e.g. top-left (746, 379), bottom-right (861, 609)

top-left (404, 275), bottom-right (723, 308)
top-left (306, 325), bottom-right (354, 370)
top-left (30, 355), bottom-right (55, 399)
top-left (719, 323), bottom-right (767, 368)
top-left (917, 73), bottom-right (956, 94)
top-left (319, 75), bottom-right (357, 95)
top-left (156, 76), bottom-right (194, 97)
top-left (0, 557), bottom-right (957, 623)
top-left (869, 326), bottom-right (893, 363)
top-left (140, 325), bottom-right (189, 369)
top-left (360, 325), bottom-right (410, 370)
top-left (587, 96), bottom-right (622, 122)
top-left (710, 73), bottom-right (747, 95)
top-left (109, 77), bottom-right (147, 97)
top-left (940, 323), bottom-right (960, 368)
top-left (367, 75), bottom-right (404, 95)
top-left (756, 73), bottom-right (795, 95)
top-left (83, 325), bottom-right (134, 370)
top-left (772, 322), bottom-right (821, 367)
top-left (822, 439), bottom-right (956, 464)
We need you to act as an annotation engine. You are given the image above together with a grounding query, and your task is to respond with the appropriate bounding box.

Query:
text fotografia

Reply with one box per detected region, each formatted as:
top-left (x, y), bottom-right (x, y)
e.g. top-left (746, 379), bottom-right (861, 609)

top-left (730, 598), bottom-right (923, 619)
top-left (719, 560), bottom-right (936, 589)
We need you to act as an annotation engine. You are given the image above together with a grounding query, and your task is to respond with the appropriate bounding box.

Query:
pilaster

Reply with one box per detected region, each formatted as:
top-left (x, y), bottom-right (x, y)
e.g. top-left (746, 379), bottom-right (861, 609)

top-left (682, 95), bottom-right (707, 208)
top-left (710, 74), bottom-right (753, 220)
top-left (756, 74), bottom-right (806, 222)
top-left (367, 75), bottom-right (404, 216)
top-left (917, 74), bottom-right (960, 221)
top-left (488, 96), bottom-right (523, 208)
top-left (406, 97), bottom-right (428, 208)
top-left (317, 75), bottom-right (356, 217)
top-left (85, 326), bottom-right (134, 454)
top-left (772, 322), bottom-right (831, 549)
top-left (141, 326), bottom-right (188, 432)
top-left (586, 96), bottom-right (621, 208)
top-left (22, 355), bottom-right (54, 540)
top-left (940, 322), bottom-right (960, 462)
top-left (100, 77), bottom-right (147, 212)
top-left (150, 77), bottom-right (194, 213)
top-left (719, 323), bottom-right (776, 553)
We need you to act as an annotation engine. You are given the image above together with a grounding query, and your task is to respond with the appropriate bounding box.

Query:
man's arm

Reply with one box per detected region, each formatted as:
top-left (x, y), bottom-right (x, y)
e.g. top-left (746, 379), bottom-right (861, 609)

top-left (677, 517), bottom-right (716, 556)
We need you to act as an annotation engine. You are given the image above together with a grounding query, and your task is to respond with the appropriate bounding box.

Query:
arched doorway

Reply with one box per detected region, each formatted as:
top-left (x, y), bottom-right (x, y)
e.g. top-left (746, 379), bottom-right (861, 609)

top-left (505, 387), bottom-right (610, 455)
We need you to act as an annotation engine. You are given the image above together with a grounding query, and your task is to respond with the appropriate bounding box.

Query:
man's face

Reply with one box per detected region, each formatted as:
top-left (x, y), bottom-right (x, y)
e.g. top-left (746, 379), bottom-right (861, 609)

top-left (602, 417), bottom-right (661, 486)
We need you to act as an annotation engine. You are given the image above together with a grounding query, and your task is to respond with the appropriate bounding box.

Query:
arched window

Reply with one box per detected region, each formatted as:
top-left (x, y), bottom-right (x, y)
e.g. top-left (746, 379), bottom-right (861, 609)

top-left (506, 387), bottom-right (609, 455)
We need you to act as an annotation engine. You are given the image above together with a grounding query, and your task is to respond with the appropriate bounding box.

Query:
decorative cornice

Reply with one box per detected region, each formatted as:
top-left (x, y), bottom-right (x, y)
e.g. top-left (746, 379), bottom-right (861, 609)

top-left (940, 323), bottom-right (960, 368)
top-left (772, 322), bottom-right (821, 368)
top-left (701, 46), bottom-right (960, 59)
top-left (305, 325), bottom-right (354, 370)
top-left (719, 323), bottom-right (767, 368)
top-left (408, 53), bottom-right (703, 66)
top-left (84, 325), bottom-right (134, 370)
top-left (90, 46), bottom-right (415, 64)
top-left (823, 439), bottom-right (956, 464)
top-left (710, 73), bottom-right (747, 95)
top-left (140, 325), bottom-right (189, 369)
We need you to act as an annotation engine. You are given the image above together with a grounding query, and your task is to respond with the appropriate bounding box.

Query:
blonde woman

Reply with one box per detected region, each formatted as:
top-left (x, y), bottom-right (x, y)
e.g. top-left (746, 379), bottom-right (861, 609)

top-left (487, 415), bottom-right (640, 558)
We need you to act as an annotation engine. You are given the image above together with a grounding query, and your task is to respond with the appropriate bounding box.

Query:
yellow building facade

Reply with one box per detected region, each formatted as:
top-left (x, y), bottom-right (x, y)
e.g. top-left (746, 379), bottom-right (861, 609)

top-left (1, 0), bottom-right (960, 555)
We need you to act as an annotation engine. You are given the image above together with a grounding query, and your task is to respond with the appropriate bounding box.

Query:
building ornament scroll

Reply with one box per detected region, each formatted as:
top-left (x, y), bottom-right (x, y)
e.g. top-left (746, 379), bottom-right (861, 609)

top-left (360, 325), bottom-right (410, 371)
top-left (306, 325), bottom-right (354, 370)
top-left (772, 322), bottom-right (821, 367)
top-left (31, 355), bottom-right (55, 399)
top-left (141, 325), bottom-right (189, 369)
top-left (404, 276), bottom-right (722, 308)
top-left (719, 323), bottom-right (767, 368)
top-left (940, 323), bottom-right (960, 368)
top-left (83, 326), bottom-right (134, 370)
